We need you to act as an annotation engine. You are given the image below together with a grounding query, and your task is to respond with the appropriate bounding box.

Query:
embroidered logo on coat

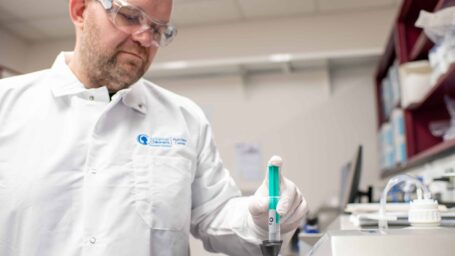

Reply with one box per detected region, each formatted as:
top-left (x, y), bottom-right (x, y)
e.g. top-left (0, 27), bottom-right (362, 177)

top-left (137, 134), bottom-right (187, 147)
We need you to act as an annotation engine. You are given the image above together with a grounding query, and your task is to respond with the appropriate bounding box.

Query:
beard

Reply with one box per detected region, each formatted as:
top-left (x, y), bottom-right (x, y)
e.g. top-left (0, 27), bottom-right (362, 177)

top-left (78, 14), bottom-right (151, 92)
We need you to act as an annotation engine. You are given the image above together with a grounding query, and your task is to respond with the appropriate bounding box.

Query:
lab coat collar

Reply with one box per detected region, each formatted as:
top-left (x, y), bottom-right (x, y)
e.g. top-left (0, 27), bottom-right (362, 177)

top-left (49, 51), bottom-right (147, 115)
top-left (49, 52), bottom-right (87, 97)
top-left (116, 81), bottom-right (148, 115)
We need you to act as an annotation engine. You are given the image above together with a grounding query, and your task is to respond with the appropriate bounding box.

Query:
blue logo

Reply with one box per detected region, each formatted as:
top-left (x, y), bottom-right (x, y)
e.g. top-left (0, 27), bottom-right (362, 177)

top-left (137, 133), bottom-right (187, 147)
top-left (137, 134), bottom-right (150, 145)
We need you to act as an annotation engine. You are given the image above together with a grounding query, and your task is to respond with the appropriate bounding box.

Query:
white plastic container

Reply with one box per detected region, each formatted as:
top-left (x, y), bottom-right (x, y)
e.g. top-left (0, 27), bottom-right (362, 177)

top-left (381, 77), bottom-right (392, 120)
top-left (399, 60), bottom-right (433, 108)
top-left (390, 61), bottom-right (402, 108)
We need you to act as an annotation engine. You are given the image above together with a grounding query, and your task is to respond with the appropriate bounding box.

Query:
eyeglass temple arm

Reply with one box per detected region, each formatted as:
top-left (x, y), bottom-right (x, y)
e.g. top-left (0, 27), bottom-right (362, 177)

top-left (99, 0), bottom-right (113, 9)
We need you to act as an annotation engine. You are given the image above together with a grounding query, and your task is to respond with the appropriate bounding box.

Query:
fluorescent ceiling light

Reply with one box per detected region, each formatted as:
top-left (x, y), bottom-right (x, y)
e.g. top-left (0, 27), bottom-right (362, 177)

top-left (269, 54), bottom-right (292, 62)
top-left (162, 61), bottom-right (189, 69)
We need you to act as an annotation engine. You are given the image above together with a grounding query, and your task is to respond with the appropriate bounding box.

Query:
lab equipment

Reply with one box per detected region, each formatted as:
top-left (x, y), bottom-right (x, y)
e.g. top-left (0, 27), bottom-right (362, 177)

top-left (309, 174), bottom-right (450, 256)
top-left (309, 228), bottom-right (455, 256)
top-left (343, 145), bottom-right (362, 206)
top-left (378, 174), bottom-right (440, 230)
top-left (303, 214), bottom-right (320, 234)
top-left (268, 157), bottom-right (281, 241)
top-left (339, 145), bottom-right (372, 211)
top-left (260, 156), bottom-right (283, 256)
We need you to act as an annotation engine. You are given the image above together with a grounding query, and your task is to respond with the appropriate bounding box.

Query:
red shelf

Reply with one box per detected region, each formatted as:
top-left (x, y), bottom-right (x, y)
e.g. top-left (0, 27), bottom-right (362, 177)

top-left (376, 31), bottom-right (397, 81)
top-left (376, 0), bottom-right (455, 178)
top-left (409, 33), bottom-right (433, 61)
top-left (382, 138), bottom-right (455, 178)
top-left (396, 0), bottom-right (439, 63)
top-left (380, 64), bottom-right (455, 176)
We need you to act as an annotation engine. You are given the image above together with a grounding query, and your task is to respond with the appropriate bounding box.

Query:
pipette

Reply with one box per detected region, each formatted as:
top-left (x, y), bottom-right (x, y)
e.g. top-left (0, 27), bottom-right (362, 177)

top-left (260, 156), bottom-right (283, 256)
top-left (268, 156), bottom-right (281, 241)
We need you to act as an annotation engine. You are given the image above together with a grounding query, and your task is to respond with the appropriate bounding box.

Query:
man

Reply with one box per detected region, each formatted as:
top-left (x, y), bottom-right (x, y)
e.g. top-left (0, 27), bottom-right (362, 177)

top-left (0, 0), bottom-right (307, 255)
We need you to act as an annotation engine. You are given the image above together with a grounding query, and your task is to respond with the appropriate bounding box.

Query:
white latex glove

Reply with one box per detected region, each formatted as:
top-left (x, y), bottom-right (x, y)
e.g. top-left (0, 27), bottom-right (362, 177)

top-left (248, 156), bottom-right (308, 234)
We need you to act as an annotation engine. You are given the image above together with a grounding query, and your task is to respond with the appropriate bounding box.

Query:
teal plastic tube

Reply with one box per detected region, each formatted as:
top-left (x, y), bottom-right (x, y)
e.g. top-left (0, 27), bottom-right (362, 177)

top-left (268, 163), bottom-right (280, 241)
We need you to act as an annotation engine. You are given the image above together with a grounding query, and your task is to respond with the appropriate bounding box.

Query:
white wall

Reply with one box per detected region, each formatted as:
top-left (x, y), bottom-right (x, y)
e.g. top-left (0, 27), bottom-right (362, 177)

top-left (25, 37), bottom-right (75, 73)
top-left (0, 29), bottom-right (28, 73)
top-left (154, 60), bottom-right (379, 211)
top-left (156, 8), bottom-right (395, 63)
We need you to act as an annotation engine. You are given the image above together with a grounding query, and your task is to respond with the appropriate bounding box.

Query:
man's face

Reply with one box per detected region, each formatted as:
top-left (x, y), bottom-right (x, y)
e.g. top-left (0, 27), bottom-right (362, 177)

top-left (79, 0), bottom-right (172, 92)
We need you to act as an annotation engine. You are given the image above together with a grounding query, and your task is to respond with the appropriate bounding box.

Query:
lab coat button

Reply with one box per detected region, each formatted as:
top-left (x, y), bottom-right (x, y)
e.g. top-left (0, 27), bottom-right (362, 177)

top-left (89, 237), bottom-right (96, 244)
top-left (138, 103), bottom-right (143, 109)
top-left (89, 95), bottom-right (95, 101)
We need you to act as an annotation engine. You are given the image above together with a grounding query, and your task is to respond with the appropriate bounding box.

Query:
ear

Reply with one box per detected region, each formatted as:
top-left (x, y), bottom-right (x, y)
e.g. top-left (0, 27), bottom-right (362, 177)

top-left (69, 0), bottom-right (88, 30)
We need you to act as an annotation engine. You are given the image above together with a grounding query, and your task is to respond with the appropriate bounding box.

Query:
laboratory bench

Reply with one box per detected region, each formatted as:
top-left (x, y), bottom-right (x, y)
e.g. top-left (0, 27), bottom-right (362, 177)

top-left (298, 214), bottom-right (455, 256)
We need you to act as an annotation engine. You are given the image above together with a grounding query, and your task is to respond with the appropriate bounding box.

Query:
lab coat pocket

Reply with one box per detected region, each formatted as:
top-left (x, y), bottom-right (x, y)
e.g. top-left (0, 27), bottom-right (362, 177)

top-left (132, 155), bottom-right (192, 231)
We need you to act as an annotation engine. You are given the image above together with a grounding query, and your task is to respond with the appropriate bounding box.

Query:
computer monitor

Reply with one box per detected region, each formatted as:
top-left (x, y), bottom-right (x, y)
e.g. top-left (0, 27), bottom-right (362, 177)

top-left (339, 145), bottom-right (363, 211)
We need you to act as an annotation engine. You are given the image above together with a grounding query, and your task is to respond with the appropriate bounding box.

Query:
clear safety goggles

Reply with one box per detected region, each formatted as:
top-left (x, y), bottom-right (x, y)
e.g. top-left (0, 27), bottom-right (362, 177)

top-left (97, 0), bottom-right (177, 47)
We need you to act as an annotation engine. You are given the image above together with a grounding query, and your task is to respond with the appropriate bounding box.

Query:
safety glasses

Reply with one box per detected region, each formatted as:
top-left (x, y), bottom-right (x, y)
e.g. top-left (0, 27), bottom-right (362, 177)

top-left (97, 0), bottom-right (177, 47)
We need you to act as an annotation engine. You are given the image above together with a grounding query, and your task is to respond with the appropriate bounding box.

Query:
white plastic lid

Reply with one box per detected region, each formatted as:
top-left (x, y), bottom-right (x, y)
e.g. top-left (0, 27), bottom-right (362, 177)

top-left (408, 198), bottom-right (441, 227)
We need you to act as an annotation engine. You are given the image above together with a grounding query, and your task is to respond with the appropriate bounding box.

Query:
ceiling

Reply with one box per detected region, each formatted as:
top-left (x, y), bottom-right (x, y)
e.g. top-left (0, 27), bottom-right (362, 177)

top-left (0, 0), bottom-right (400, 42)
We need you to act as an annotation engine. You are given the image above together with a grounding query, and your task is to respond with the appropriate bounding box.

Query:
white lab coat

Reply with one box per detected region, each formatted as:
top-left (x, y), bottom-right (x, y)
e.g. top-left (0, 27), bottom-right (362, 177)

top-left (0, 52), bottom-right (267, 256)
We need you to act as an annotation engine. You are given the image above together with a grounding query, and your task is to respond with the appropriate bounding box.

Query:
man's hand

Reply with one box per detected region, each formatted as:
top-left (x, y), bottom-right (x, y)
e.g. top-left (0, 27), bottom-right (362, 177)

top-left (248, 156), bottom-right (307, 234)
